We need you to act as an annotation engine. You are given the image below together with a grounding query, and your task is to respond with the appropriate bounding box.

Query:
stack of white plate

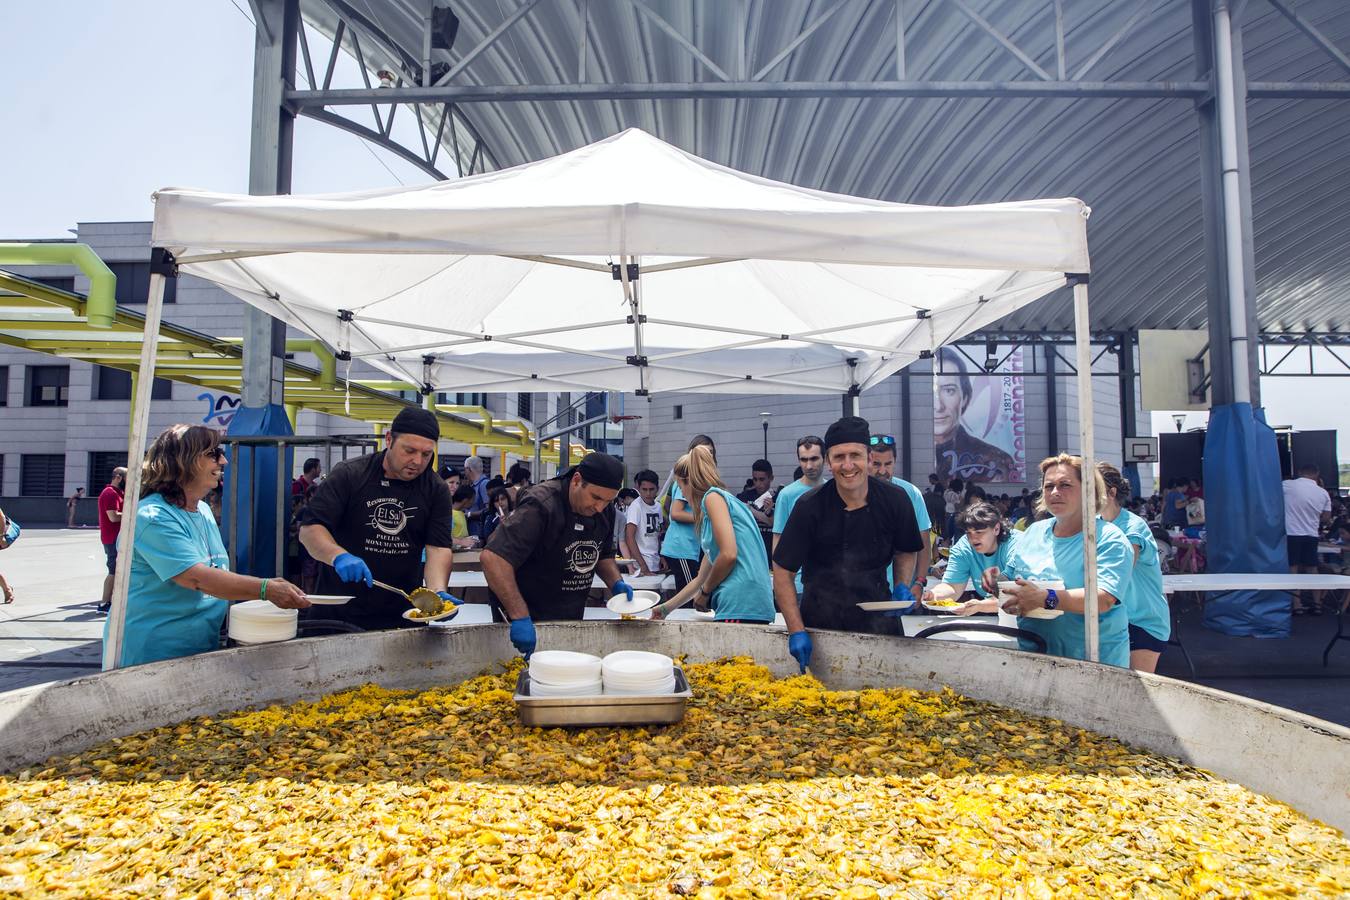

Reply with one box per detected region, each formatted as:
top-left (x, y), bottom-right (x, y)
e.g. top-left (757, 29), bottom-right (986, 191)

top-left (602, 650), bottom-right (676, 695)
top-left (227, 600), bottom-right (298, 644)
top-left (528, 651), bottom-right (603, 696)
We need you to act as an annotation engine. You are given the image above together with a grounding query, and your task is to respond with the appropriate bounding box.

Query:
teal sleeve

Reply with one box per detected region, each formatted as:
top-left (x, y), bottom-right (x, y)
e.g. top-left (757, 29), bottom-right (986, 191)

top-left (1095, 529), bottom-right (1133, 602)
top-left (136, 507), bottom-right (206, 582)
top-left (909, 488), bottom-right (931, 532)
top-left (771, 495), bottom-right (791, 534)
top-left (942, 539), bottom-right (974, 587)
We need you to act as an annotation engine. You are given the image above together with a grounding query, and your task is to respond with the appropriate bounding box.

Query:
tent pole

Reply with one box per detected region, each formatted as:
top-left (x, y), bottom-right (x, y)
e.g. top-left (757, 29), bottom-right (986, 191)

top-left (103, 265), bottom-right (169, 671)
top-left (1073, 278), bottom-right (1099, 663)
top-left (1213, 0), bottom-right (1253, 405)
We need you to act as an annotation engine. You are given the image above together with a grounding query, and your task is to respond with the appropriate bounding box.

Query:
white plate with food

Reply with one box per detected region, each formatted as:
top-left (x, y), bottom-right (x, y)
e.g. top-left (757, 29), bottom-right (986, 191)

top-left (401, 602), bottom-right (460, 624)
top-left (856, 600), bottom-right (916, 612)
top-left (921, 599), bottom-right (962, 613)
top-left (305, 594), bottom-right (353, 605)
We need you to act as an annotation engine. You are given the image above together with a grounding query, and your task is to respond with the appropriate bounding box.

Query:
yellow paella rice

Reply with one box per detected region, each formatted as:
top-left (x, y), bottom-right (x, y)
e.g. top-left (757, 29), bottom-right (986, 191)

top-left (1, 658), bottom-right (1347, 898)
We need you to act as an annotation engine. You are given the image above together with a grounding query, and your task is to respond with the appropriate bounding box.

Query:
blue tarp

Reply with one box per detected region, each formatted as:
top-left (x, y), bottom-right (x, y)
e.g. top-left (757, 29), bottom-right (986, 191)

top-left (222, 404), bottom-right (294, 577)
top-left (1201, 402), bottom-right (1290, 638)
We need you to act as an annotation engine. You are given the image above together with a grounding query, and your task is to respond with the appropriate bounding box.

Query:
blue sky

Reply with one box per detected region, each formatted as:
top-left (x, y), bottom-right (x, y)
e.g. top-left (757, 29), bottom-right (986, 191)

top-left (5, 2), bottom-right (1346, 462)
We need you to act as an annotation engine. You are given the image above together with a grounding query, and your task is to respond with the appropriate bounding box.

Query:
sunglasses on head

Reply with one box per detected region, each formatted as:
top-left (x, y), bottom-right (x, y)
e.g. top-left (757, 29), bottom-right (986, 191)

top-left (868, 435), bottom-right (896, 447)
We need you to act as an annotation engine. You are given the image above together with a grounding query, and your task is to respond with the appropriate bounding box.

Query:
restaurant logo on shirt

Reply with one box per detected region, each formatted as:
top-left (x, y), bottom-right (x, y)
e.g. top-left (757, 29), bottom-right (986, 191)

top-left (565, 540), bottom-right (600, 574)
top-left (366, 499), bottom-right (417, 536)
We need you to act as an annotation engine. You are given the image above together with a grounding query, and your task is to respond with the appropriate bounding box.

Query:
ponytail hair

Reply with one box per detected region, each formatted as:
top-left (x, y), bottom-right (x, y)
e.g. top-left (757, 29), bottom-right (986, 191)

top-left (673, 444), bottom-right (724, 530)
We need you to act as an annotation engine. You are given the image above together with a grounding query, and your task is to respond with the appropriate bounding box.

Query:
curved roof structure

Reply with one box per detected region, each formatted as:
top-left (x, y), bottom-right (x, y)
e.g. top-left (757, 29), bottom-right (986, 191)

top-left (292, 0), bottom-right (1349, 336)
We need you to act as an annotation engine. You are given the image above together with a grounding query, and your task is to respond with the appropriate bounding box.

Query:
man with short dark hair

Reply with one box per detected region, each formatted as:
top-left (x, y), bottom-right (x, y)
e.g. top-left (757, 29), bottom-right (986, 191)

top-left (867, 435), bottom-right (932, 602)
top-left (299, 407), bottom-right (458, 630)
top-left (773, 417), bottom-right (925, 671)
top-left (96, 468), bottom-right (128, 613)
top-left (293, 458), bottom-right (322, 496)
top-left (1283, 462), bottom-right (1333, 615)
top-left (624, 470), bottom-right (666, 576)
top-left (736, 459), bottom-right (776, 562)
top-left (772, 436), bottom-right (826, 594)
top-left (482, 452), bottom-right (634, 656)
top-left (464, 456), bottom-right (490, 538)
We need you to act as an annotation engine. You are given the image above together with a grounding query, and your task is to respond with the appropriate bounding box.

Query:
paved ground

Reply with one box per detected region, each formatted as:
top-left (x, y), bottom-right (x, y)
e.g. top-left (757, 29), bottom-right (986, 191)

top-left (2, 530), bottom-right (1347, 727)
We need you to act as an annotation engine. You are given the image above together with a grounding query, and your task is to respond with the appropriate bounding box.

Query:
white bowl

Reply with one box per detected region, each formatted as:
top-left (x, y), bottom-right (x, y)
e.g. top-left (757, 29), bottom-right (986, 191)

top-left (529, 678), bottom-right (603, 697)
top-left (604, 677), bottom-right (676, 696)
top-left (529, 651), bottom-right (603, 685)
top-left (602, 650), bottom-right (673, 680)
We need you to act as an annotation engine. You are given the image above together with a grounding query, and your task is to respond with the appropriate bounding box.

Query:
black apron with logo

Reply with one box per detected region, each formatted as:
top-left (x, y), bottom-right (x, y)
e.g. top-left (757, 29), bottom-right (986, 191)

top-left (800, 508), bottom-right (905, 636)
top-left (492, 490), bottom-right (608, 621)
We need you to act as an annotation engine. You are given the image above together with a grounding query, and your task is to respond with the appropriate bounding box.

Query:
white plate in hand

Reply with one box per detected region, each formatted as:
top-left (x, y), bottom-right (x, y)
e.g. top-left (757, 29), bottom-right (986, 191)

top-left (402, 604), bottom-right (459, 623)
top-left (305, 595), bottom-right (354, 605)
top-left (856, 600), bottom-right (915, 612)
top-left (606, 590), bottom-right (662, 615)
top-left (1020, 608), bottom-right (1064, 619)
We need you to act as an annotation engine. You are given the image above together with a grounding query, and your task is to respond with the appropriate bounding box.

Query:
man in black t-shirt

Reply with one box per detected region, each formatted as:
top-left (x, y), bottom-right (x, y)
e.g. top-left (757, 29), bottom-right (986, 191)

top-left (735, 459), bottom-right (776, 565)
top-left (482, 452), bottom-right (634, 657)
top-left (772, 416), bottom-right (925, 671)
top-left (299, 408), bottom-right (456, 630)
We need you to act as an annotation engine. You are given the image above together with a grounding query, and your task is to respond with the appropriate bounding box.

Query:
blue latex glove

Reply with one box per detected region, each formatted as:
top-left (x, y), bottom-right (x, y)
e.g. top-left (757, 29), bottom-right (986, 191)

top-left (509, 616), bottom-right (537, 658)
top-left (332, 552), bottom-right (373, 587)
top-left (436, 590), bottom-right (462, 607)
top-left (610, 580), bottom-right (634, 603)
top-left (788, 631), bottom-right (813, 674)
top-left (883, 582), bottom-right (920, 617)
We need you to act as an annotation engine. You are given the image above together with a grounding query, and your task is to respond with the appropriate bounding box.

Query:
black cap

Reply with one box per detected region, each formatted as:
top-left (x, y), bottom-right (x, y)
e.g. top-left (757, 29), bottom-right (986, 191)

top-left (390, 407), bottom-right (440, 441)
top-left (824, 415), bottom-right (870, 452)
top-left (576, 452), bottom-right (624, 490)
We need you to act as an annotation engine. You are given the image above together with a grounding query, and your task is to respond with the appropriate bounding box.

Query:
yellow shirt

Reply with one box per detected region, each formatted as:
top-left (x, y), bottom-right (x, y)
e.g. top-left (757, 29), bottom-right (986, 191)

top-left (452, 509), bottom-right (468, 539)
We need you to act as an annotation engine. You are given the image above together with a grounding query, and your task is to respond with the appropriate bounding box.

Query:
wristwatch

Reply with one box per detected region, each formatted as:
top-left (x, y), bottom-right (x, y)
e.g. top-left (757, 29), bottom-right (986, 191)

top-left (1044, 588), bottom-right (1059, 610)
top-left (693, 586), bottom-right (712, 612)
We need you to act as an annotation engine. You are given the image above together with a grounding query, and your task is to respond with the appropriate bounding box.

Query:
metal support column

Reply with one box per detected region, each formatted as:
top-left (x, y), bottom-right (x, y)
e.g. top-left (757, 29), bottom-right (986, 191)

top-left (900, 367), bottom-right (913, 481)
top-left (245, 0), bottom-right (298, 409)
top-left (1118, 331), bottom-right (1141, 494)
top-left (1045, 343), bottom-right (1059, 453)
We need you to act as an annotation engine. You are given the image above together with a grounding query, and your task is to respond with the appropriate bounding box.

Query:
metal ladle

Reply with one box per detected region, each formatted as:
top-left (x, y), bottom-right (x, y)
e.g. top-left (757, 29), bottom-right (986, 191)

top-left (371, 580), bottom-right (443, 615)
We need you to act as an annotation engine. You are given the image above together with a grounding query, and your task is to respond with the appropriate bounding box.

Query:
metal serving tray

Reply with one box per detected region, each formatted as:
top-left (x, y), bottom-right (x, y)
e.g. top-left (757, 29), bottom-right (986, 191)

top-left (514, 666), bottom-right (692, 727)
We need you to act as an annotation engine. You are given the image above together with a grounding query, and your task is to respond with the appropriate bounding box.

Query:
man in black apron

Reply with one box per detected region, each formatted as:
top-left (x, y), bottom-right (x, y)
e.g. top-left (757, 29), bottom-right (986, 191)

top-left (481, 452), bottom-right (634, 657)
top-left (772, 415), bottom-right (925, 671)
top-left (299, 407), bottom-right (457, 630)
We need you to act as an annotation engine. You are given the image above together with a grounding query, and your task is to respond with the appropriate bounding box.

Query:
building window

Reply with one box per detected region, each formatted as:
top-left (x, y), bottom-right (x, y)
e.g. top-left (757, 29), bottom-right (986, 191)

top-left (93, 365), bottom-right (171, 401)
top-left (21, 454), bottom-right (65, 496)
top-left (108, 261), bottom-right (177, 304)
top-left (517, 392), bottom-right (532, 421)
top-left (0, 366), bottom-right (8, 407)
top-left (673, 404), bottom-right (683, 420)
top-left (88, 452), bottom-right (127, 492)
top-left (26, 365), bottom-right (69, 407)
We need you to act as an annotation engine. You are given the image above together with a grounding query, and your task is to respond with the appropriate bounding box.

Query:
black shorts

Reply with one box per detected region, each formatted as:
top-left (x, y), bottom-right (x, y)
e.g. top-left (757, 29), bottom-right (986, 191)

top-left (662, 555), bottom-right (700, 593)
top-left (102, 542), bottom-right (118, 575)
top-left (1286, 535), bottom-right (1320, 567)
top-left (1128, 623), bottom-right (1168, 654)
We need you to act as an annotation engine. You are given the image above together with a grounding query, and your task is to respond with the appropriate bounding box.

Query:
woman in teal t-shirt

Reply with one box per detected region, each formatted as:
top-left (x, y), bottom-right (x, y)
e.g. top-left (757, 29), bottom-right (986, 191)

top-left (659, 434), bottom-right (716, 593)
top-left (1099, 463), bottom-right (1171, 673)
top-left (653, 444), bottom-right (774, 623)
top-left (923, 500), bottom-right (1020, 614)
top-left (991, 454), bottom-right (1133, 668)
top-left (109, 424), bottom-right (310, 668)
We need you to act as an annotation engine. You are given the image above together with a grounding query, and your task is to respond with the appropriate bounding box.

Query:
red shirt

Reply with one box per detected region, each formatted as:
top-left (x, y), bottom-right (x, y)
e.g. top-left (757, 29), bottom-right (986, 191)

top-left (97, 485), bottom-right (124, 545)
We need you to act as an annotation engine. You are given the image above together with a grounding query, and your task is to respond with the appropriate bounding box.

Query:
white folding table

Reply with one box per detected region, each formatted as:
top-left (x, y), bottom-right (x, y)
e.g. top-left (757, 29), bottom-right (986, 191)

top-left (900, 614), bottom-right (1021, 650)
top-left (1162, 573), bottom-right (1350, 670)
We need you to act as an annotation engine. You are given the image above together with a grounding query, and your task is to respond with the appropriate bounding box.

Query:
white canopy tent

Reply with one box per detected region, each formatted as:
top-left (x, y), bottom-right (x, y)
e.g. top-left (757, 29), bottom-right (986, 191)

top-left (106, 128), bottom-right (1103, 668)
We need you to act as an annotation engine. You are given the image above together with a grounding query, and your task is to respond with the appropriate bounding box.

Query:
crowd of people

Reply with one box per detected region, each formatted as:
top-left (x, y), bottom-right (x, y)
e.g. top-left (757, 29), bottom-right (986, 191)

top-left (88, 405), bottom-right (1346, 676)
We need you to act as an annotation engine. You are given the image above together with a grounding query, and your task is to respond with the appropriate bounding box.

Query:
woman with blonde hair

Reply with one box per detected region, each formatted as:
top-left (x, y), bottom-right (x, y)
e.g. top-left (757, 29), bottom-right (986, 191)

top-left (652, 444), bottom-right (774, 623)
top-left (1098, 462), bottom-right (1170, 672)
top-left (108, 424), bottom-right (308, 667)
top-left (989, 453), bottom-right (1133, 667)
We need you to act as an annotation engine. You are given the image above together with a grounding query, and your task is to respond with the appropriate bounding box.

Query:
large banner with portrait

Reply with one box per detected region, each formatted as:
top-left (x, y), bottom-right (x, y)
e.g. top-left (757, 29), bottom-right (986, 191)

top-left (933, 347), bottom-right (1025, 485)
